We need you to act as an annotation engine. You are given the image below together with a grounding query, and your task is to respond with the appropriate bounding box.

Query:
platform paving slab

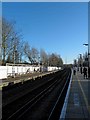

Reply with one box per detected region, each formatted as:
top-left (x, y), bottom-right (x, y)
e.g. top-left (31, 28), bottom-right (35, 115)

top-left (60, 71), bottom-right (90, 120)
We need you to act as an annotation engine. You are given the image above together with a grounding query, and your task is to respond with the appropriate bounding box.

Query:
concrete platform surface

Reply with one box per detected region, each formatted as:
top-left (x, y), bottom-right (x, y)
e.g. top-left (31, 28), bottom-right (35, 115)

top-left (60, 71), bottom-right (90, 120)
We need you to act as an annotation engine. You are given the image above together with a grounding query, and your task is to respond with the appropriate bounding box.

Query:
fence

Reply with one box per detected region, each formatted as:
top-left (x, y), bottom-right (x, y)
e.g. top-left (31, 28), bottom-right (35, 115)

top-left (0, 65), bottom-right (61, 79)
top-left (0, 66), bottom-right (7, 79)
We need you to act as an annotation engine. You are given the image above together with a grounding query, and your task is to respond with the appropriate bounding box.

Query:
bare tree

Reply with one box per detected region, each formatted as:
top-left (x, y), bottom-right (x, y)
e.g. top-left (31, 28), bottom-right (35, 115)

top-left (2, 18), bottom-right (64, 66)
top-left (23, 41), bottom-right (32, 63)
top-left (2, 18), bottom-right (14, 65)
top-left (40, 49), bottom-right (48, 66)
top-left (18, 40), bottom-right (24, 63)
top-left (23, 42), bottom-right (39, 64)
top-left (57, 55), bottom-right (63, 67)
top-left (2, 18), bottom-right (23, 65)
top-left (31, 47), bottom-right (39, 64)
top-left (49, 53), bottom-right (63, 67)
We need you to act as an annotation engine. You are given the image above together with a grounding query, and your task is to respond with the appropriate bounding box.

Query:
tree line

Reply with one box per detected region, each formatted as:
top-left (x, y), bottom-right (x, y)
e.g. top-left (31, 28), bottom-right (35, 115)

top-left (1, 18), bottom-right (63, 67)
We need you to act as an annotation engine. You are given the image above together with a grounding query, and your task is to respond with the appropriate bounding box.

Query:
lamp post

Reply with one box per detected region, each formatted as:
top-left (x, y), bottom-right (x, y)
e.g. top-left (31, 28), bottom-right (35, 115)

top-left (83, 44), bottom-right (90, 78)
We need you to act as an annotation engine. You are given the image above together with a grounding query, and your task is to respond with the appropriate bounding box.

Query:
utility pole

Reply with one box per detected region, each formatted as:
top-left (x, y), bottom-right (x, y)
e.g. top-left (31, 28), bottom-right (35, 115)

top-left (88, 2), bottom-right (90, 79)
top-left (83, 44), bottom-right (90, 79)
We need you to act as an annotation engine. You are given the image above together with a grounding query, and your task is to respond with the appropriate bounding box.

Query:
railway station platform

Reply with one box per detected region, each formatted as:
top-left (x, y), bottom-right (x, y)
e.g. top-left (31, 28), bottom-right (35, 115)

top-left (60, 70), bottom-right (90, 120)
top-left (0, 71), bottom-right (57, 89)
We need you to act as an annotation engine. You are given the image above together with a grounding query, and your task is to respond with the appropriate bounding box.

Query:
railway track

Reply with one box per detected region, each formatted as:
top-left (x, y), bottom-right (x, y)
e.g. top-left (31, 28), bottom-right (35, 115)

top-left (2, 68), bottom-right (71, 120)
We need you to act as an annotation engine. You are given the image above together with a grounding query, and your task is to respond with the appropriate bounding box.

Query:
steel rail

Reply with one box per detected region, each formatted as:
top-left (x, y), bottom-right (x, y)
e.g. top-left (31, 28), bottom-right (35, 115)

top-left (15, 69), bottom-right (68, 120)
top-left (3, 69), bottom-right (68, 120)
top-left (48, 69), bottom-right (71, 120)
top-left (6, 71), bottom-right (66, 120)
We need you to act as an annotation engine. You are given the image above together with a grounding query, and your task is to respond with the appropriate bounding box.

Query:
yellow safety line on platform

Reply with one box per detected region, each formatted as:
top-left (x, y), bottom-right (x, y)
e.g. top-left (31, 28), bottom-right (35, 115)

top-left (76, 75), bottom-right (90, 114)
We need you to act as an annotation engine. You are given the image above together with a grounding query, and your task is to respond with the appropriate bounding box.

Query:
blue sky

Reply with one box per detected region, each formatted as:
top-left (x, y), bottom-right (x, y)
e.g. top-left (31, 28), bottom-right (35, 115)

top-left (2, 2), bottom-right (88, 64)
top-left (0, 2), bottom-right (2, 17)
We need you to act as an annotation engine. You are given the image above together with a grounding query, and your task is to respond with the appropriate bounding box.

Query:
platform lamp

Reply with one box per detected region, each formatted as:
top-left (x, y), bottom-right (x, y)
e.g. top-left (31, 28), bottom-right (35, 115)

top-left (83, 44), bottom-right (90, 79)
